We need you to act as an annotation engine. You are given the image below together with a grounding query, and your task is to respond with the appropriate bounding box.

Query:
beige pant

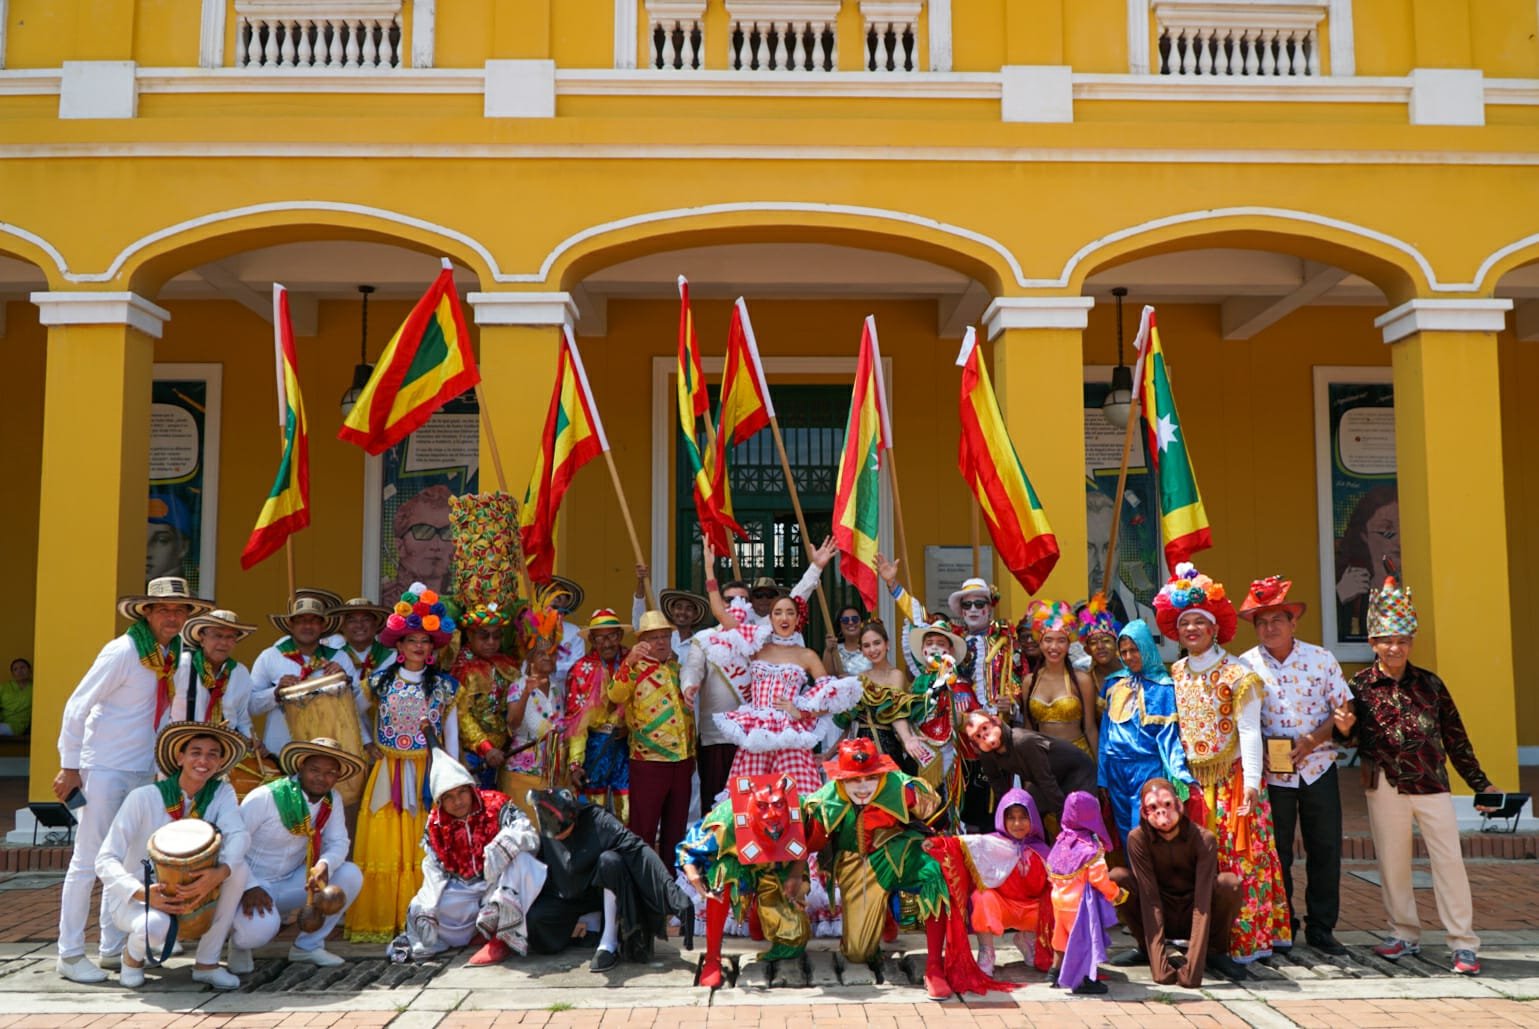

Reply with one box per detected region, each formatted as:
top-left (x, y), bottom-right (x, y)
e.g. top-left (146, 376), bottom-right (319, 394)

top-left (1364, 782), bottom-right (1478, 952)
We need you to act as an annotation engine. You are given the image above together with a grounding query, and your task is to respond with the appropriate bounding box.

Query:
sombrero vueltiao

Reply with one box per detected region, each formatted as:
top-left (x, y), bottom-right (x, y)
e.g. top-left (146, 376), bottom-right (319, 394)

top-left (269, 595), bottom-right (342, 637)
top-left (117, 577), bottom-right (214, 622)
top-left (547, 576), bottom-right (585, 615)
top-left (155, 720), bottom-right (248, 779)
top-left (181, 609), bottom-right (259, 648)
top-left (278, 737), bottom-right (367, 784)
top-left (659, 589), bottom-right (710, 631)
top-left (326, 597), bottom-right (392, 627)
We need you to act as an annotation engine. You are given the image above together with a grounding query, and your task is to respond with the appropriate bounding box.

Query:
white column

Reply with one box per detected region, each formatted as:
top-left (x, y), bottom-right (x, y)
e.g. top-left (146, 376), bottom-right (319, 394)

top-left (412, 0), bottom-right (437, 68)
top-left (30, 291), bottom-right (171, 338)
top-left (466, 291), bottom-right (579, 333)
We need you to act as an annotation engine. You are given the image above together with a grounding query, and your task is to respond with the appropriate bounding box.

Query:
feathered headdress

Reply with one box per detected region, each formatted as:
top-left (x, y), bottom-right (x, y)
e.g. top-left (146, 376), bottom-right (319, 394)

top-left (1030, 600), bottom-right (1077, 642)
top-left (519, 581), bottom-right (567, 653)
top-left (1076, 593), bottom-right (1120, 641)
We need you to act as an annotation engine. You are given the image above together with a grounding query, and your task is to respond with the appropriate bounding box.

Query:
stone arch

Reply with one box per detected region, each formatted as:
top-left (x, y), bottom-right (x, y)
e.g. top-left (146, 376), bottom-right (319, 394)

top-left (0, 221), bottom-right (70, 289)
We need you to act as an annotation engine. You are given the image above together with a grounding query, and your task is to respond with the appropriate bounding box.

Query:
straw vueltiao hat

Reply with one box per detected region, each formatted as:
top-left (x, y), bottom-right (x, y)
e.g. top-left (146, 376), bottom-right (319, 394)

top-left (659, 589), bottom-right (710, 630)
top-left (907, 618), bottom-right (966, 664)
top-left (278, 737), bottom-right (367, 784)
top-left (117, 577), bottom-right (214, 622)
top-left (635, 610), bottom-right (673, 637)
top-left (547, 575), bottom-right (585, 615)
top-left (181, 609), bottom-right (258, 648)
top-left (326, 597), bottom-right (392, 626)
top-left (269, 595), bottom-right (342, 637)
top-left (155, 720), bottom-right (248, 779)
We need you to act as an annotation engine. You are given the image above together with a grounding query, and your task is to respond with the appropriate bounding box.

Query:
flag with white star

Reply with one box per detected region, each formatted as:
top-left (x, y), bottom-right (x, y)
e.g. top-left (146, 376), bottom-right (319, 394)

top-left (1134, 306), bottom-right (1212, 567)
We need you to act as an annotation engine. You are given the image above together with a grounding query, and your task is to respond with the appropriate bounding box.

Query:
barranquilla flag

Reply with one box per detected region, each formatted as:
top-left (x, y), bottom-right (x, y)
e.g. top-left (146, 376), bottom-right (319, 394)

top-left (241, 284), bottom-right (311, 569)
top-left (955, 326), bottom-right (1060, 593)
top-left (833, 316), bottom-right (891, 611)
top-left (519, 326), bottom-right (608, 582)
top-left (711, 298), bottom-right (773, 530)
top-left (677, 277), bottom-right (744, 554)
top-left (338, 259), bottom-right (478, 455)
top-left (1133, 305), bottom-right (1212, 567)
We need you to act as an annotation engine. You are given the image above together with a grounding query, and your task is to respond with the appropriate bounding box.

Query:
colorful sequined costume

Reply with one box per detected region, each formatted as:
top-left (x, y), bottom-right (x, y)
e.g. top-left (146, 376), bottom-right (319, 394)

top-left (564, 650), bottom-right (631, 817)
top-left (957, 787), bottom-right (1054, 973)
top-left (452, 651), bottom-right (521, 789)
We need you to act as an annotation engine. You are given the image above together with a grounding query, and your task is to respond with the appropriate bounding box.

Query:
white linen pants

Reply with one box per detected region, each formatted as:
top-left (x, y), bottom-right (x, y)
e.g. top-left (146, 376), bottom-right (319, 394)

top-left (1364, 781), bottom-right (1479, 953)
top-left (229, 861), bottom-right (363, 952)
top-left (109, 861), bottom-right (249, 966)
top-left (59, 767), bottom-right (153, 959)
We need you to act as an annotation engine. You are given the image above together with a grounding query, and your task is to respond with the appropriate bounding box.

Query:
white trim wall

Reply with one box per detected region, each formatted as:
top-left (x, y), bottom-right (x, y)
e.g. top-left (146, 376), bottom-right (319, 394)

top-left (199, 0), bottom-right (226, 69)
top-left (1327, 0), bottom-right (1355, 77)
top-left (411, 0), bottom-right (437, 69)
top-left (0, 0), bottom-right (9, 71)
top-left (927, 0), bottom-right (952, 72)
top-left (614, 0), bottom-right (639, 69)
top-left (1126, 0), bottom-right (1150, 75)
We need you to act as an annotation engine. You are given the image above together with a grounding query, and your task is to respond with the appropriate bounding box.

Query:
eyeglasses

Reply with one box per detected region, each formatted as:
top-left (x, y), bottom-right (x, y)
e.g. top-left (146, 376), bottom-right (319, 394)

top-left (404, 523), bottom-right (453, 542)
top-left (959, 599), bottom-right (991, 611)
top-left (839, 615), bottom-right (864, 625)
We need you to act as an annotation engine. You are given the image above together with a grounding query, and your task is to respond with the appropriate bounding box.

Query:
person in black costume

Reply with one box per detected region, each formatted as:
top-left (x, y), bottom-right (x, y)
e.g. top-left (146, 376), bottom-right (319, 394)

top-left (525, 788), bottom-right (694, 971)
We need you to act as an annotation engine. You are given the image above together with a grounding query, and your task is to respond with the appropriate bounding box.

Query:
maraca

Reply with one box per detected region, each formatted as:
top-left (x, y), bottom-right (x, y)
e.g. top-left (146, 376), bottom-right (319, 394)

top-left (298, 903), bottom-right (325, 933)
top-left (315, 883), bottom-right (347, 916)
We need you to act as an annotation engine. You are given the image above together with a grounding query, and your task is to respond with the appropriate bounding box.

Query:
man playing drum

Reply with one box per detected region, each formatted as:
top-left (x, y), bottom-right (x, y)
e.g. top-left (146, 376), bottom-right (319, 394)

top-left (94, 721), bottom-right (251, 990)
top-left (250, 596), bottom-right (360, 754)
top-left (229, 737), bottom-right (367, 971)
top-left (55, 576), bottom-right (212, 983)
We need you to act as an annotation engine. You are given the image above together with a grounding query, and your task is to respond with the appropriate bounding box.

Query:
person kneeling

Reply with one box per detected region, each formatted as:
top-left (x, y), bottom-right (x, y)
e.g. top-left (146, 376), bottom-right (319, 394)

top-left (1110, 778), bottom-right (1244, 987)
top-left (229, 737), bottom-right (367, 971)
top-left (95, 721), bottom-right (251, 990)
top-left (402, 749), bottom-right (546, 965)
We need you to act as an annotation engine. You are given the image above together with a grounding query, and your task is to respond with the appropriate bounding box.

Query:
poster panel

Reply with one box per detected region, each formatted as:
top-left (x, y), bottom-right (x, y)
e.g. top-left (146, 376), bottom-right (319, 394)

top-left (1083, 377), bottom-right (1164, 644)
top-left (149, 364), bottom-right (223, 598)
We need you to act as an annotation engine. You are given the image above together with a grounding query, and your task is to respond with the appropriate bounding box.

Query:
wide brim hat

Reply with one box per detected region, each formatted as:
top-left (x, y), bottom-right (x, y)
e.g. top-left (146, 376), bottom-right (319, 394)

top-left (326, 597), bottom-right (392, 626)
top-left (547, 575), bottom-right (585, 615)
top-left (659, 589), bottom-right (710, 630)
top-left (1237, 576), bottom-right (1308, 622)
top-left (270, 595), bottom-right (342, 636)
top-left (296, 586), bottom-right (346, 610)
top-left (278, 737), bottom-right (367, 784)
top-left (182, 609), bottom-right (259, 648)
top-left (947, 577), bottom-right (998, 619)
top-left (749, 577), bottom-right (788, 599)
top-left (155, 720), bottom-right (248, 779)
top-left (907, 619), bottom-right (966, 664)
top-left (580, 608), bottom-right (633, 641)
top-left (117, 577), bottom-right (214, 622)
top-left (635, 610), bottom-right (673, 637)
top-left (822, 737), bottom-right (899, 781)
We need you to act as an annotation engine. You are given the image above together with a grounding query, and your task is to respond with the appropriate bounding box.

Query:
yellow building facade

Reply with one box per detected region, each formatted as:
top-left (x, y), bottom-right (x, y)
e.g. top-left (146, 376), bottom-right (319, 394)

top-left (1, 0), bottom-right (1536, 809)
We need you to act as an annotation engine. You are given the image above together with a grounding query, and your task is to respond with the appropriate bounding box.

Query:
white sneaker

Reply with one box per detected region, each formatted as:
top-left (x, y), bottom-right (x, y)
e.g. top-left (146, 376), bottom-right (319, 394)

top-left (227, 946), bottom-right (254, 975)
top-left (97, 953), bottom-right (121, 971)
top-left (192, 966), bottom-right (241, 990)
top-left (57, 954), bottom-right (108, 984)
top-left (119, 964), bottom-right (145, 989)
top-left (976, 939), bottom-right (996, 975)
top-left (288, 946), bottom-right (345, 968)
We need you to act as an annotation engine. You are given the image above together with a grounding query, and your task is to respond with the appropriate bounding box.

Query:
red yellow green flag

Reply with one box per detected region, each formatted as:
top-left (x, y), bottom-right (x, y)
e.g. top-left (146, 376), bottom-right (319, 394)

top-left (337, 260), bottom-right (479, 455)
top-left (518, 327), bottom-right (608, 583)
top-left (710, 298), bottom-right (773, 531)
top-left (240, 284), bottom-right (311, 569)
top-left (833, 316), bottom-right (891, 611)
top-left (955, 326), bottom-right (1059, 593)
top-left (677, 277), bottom-right (743, 554)
top-left (1133, 305), bottom-right (1213, 567)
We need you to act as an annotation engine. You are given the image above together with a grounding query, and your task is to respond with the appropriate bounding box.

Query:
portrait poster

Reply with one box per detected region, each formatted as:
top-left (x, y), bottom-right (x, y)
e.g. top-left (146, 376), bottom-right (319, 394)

top-left (371, 391), bottom-right (480, 607)
top-left (1313, 367), bottom-right (1396, 661)
top-left (149, 364), bottom-right (223, 599)
top-left (1083, 378), bottom-right (1164, 646)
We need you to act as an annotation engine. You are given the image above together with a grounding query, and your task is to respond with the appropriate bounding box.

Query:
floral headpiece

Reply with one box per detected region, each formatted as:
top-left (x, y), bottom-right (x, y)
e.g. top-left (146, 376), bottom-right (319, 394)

top-left (1076, 593), bottom-right (1120, 641)
top-left (1030, 600), bottom-right (1077, 642)
top-left (381, 582), bottom-right (457, 647)
top-left (1153, 562), bottom-right (1238, 645)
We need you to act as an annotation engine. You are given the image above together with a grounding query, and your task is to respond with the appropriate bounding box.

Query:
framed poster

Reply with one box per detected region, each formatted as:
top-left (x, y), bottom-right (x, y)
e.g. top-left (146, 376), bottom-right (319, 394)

top-left (149, 364), bottom-right (223, 599)
top-left (363, 391), bottom-right (480, 606)
top-left (1313, 366), bottom-right (1396, 661)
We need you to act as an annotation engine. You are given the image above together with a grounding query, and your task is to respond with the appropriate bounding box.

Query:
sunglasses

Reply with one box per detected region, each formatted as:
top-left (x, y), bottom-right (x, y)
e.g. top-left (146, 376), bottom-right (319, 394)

top-left (959, 599), bottom-right (991, 611)
top-left (839, 614), bottom-right (863, 624)
top-left (404, 523), bottom-right (453, 542)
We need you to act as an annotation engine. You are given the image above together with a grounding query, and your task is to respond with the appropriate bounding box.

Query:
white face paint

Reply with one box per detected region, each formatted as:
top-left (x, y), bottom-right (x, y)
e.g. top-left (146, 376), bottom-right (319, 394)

top-left (959, 597), bottom-right (993, 631)
top-left (921, 634), bottom-right (951, 660)
top-left (844, 775), bottom-right (882, 806)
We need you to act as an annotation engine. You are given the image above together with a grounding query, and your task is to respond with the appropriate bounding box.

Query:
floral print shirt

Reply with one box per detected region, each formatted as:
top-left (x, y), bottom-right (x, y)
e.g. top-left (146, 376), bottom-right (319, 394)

top-left (1347, 662), bottom-right (1490, 795)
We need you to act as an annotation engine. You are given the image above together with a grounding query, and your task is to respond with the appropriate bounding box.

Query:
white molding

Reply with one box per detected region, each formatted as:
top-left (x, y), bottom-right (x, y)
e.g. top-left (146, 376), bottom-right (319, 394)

top-left (154, 362), bottom-right (224, 601)
top-left (137, 67), bottom-right (482, 93)
top-left (58, 60), bottom-right (138, 119)
top-left (0, 68), bottom-right (61, 94)
top-left (199, 0), bottom-right (227, 69)
top-left (982, 296), bottom-right (1095, 339)
top-left (465, 290), bottom-right (577, 330)
top-left (1072, 71), bottom-right (1408, 102)
top-left (1153, 0), bottom-right (1327, 33)
top-left (0, 0), bottom-right (9, 71)
top-left (927, 0), bottom-right (952, 72)
top-left (30, 290), bottom-right (171, 338)
top-left (614, 0), bottom-right (639, 70)
top-left (484, 59), bottom-right (556, 118)
top-left (1326, 0), bottom-right (1354, 77)
top-left (1373, 299), bottom-right (1513, 344)
top-left (411, 0), bottom-right (436, 69)
top-left (560, 67), bottom-right (999, 97)
top-left (1408, 68), bottom-right (1484, 127)
top-left (1001, 65), bottom-right (1073, 123)
top-left (1127, 0), bottom-right (1151, 75)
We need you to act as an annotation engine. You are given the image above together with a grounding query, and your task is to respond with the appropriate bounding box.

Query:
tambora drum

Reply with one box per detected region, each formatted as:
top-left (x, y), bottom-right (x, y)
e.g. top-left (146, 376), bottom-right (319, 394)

top-left (147, 818), bottom-right (222, 939)
top-left (276, 671), bottom-right (368, 806)
top-left (227, 743), bottom-right (279, 801)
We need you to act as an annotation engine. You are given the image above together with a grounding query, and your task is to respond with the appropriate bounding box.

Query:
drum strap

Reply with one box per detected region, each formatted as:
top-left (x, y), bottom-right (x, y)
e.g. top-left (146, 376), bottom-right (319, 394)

top-left (141, 859), bottom-right (180, 966)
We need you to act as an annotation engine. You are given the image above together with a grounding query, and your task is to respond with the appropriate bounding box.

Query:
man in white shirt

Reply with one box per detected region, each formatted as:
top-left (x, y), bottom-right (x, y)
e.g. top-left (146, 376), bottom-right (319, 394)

top-left (94, 720), bottom-right (250, 990)
top-left (54, 576), bottom-right (212, 983)
top-left (249, 596), bottom-right (360, 754)
top-left (229, 737), bottom-right (366, 970)
top-left (1237, 575), bottom-right (1353, 956)
top-left (175, 609), bottom-right (258, 738)
top-left (328, 598), bottom-right (396, 688)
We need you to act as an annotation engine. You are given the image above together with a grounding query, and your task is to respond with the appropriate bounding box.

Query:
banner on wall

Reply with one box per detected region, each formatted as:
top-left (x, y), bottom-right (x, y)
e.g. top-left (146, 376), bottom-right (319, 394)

top-left (149, 365), bottom-right (223, 598)
top-left (376, 390), bottom-right (479, 607)
top-left (1314, 368), bottom-right (1396, 659)
top-left (1083, 380), bottom-right (1164, 643)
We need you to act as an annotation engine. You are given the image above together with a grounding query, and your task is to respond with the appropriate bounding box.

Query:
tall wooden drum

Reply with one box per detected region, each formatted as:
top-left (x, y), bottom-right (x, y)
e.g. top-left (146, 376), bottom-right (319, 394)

top-left (147, 818), bottom-right (222, 939)
top-left (276, 672), bottom-right (368, 806)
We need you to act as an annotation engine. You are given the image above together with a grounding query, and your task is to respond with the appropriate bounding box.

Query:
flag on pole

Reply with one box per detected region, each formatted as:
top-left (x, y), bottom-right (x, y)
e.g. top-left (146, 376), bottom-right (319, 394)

top-left (240, 285), bottom-right (311, 569)
top-left (676, 278), bottom-right (743, 554)
top-left (518, 326), bottom-right (608, 583)
top-left (833, 316), bottom-right (891, 611)
top-left (955, 327), bottom-right (1060, 593)
top-left (337, 260), bottom-right (479, 455)
top-left (1133, 305), bottom-right (1212, 567)
top-left (711, 298), bottom-right (773, 530)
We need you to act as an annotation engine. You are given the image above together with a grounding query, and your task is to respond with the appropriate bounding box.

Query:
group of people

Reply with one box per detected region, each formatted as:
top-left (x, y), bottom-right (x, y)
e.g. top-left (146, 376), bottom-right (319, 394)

top-left (50, 543), bottom-right (1501, 997)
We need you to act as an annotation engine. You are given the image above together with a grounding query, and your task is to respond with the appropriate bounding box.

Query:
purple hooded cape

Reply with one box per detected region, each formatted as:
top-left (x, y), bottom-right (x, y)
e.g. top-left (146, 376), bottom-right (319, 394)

top-left (994, 786), bottom-right (1051, 868)
top-left (1047, 790), bottom-right (1117, 987)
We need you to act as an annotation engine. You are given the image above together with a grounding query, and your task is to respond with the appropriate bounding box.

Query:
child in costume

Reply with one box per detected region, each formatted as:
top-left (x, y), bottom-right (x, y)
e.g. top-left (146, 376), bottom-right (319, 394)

top-left (1046, 791), bottom-right (1126, 995)
top-left (451, 601), bottom-right (519, 790)
top-left (677, 772), bottom-right (813, 988)
top-left (959, 787), bottom-right (1054, 974)
top-left (502, 590), bottom-right (567, 825)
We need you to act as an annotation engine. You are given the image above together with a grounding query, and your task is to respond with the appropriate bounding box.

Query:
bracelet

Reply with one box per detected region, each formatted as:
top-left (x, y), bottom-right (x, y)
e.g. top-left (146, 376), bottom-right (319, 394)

top-left (705, 578), bottom-right (719, 591)
top-left (889, 583), bottom-right (903, 599)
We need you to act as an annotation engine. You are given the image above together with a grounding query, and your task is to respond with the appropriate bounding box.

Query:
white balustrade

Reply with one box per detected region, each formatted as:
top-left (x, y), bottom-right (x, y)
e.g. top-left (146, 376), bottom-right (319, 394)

top-left (860, 1), bottom-right (920, 72)
top-left (647, 1), bottom-right (706, 69)
top-left (235, 1), bottom-right (403, 69)
top-left (1152, 1), bottom-right (1327, 77)
top-left (726, 1), bottom-right (840, 71)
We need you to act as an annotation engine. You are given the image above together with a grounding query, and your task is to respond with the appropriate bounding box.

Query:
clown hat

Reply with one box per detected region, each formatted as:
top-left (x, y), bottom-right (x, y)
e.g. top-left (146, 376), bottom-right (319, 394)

top-left (1366, 576), bottom-right (1418, 638)
top-left (580, 608), bottom-right (633, 640)
top-left (1237, 575), bottom-right (1308, 622)
top-left (1153, 562), bottom-right (1238, 645)
top-left (822, 737), bottom-right (898, 781)
top-left (380, 582), bottom-right (458, 647)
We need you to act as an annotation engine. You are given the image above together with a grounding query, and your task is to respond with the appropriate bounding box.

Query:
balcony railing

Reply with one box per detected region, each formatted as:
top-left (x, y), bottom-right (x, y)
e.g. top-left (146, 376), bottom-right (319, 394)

top-left (1151, 1), bottom-right (1328, 77)
top-left (645, 0), bottom-right (925, 72)
top-left (234, 1), bottom-right (404, 70)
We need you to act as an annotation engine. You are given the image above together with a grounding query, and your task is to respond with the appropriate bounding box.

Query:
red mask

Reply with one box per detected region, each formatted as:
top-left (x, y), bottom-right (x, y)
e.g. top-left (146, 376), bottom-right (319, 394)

top-left (749, 780), bottom-right (792, 841)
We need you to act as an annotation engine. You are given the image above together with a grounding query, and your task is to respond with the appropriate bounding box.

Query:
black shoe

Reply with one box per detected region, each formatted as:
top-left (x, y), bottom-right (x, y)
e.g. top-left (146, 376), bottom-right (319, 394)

top-left (1070, 977), bottom-right (1109, 995)
top-left (589, 947), bottom-right (618, 972)
top-left (1306, 932), bottom-right (1347, 956)
top-left (1108, 948), bottom-right (1148, 968)
top-left (1206, 954), bottom-right (1247, 981)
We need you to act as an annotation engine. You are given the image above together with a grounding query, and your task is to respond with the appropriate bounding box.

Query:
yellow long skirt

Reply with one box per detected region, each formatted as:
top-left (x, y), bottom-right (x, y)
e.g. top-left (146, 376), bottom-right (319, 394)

top-left (344, 751), bottom-right (427, 942)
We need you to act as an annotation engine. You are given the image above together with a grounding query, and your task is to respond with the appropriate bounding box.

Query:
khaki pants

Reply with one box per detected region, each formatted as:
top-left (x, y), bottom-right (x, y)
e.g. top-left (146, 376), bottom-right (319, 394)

top-left (1364, 782), bottom-right (1477, 953)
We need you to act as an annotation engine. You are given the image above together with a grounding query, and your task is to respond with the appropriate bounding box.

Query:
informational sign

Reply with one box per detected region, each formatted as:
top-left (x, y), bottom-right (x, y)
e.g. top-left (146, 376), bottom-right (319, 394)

top-left (149, 365), bottom-right (223, 598)
top-left (1083, 379), bottom-right (1163, 643)
top-left (1314, 368), bottom-right (1396, 659)
top-left (924, 545), bottom-right (995, 617)
top-left (375, 391), bottom-right (479, 607)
